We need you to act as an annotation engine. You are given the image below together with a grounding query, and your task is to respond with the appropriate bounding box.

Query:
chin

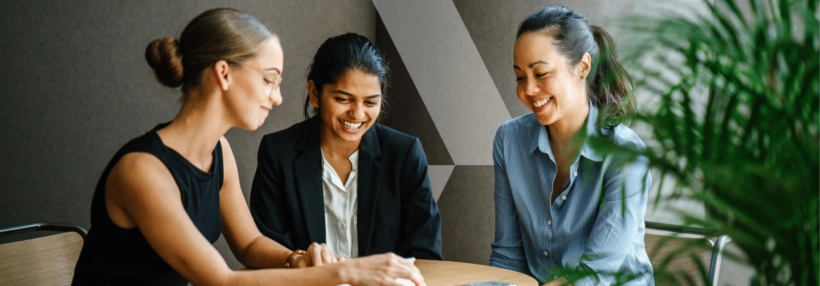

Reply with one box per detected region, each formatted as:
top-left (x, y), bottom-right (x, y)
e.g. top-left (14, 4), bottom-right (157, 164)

top-left (534, 113), bottom-right (556, 126)
top-left (335, 125), bottom-right (369, 142)
top-left (337, 131), bottom-right (365, 142)
top-left (237, 124), bottom-right (256, 131)
top-left (237, 118), bottom-right (265, 132)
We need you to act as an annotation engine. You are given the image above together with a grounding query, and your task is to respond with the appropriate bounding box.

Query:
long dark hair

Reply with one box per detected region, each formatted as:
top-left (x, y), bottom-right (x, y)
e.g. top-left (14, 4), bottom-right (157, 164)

top-left (304, 33), bottom-right (389, 120)
top-left (517, 6), bottom-right (635, 127)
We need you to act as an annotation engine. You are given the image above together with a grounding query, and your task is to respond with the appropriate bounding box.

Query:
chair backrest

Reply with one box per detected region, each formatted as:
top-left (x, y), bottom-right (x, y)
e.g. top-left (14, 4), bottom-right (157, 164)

top-left (644, 232), bottom-right (714, 286)
top-left (0, 232), bottom-right (85, 285)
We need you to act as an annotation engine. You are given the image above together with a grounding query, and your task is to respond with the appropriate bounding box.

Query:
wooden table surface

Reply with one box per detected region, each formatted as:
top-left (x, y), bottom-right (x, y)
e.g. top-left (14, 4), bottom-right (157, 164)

top-left (416, 259), bottom-right (538, 286)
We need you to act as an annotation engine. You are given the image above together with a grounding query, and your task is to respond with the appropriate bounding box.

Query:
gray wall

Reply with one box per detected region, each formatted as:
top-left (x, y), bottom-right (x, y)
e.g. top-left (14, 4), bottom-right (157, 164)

top-left (0, 0), bottom-right (376, 269)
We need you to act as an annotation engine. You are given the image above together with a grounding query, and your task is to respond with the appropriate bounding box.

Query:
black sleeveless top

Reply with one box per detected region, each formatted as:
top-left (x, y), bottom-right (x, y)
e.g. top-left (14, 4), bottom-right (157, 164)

top-left (72, 123), bottom-right (223, 285)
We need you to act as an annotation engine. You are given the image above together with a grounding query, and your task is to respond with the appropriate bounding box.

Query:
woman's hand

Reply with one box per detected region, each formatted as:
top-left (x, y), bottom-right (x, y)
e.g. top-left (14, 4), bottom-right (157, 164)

top-left (336, 253), bottom-right (426, 286)
top-left (291, 242), bottom-right (339, 267)
top-left (543, 277), bottom-right (570, 286)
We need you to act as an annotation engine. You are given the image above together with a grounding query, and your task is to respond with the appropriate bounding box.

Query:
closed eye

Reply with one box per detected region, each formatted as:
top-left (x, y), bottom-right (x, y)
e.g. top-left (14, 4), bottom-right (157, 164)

top-left (536, 72), bottom-right (548, 78)
top-left (365, 101), bottom-right (379, 106)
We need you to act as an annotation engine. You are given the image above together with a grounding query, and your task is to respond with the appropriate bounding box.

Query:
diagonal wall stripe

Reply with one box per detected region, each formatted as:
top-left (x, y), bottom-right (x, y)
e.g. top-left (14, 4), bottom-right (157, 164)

top-left (373, 0), bottom-right (511, 165)
top-left (427, 165), bottom-right (455, 201)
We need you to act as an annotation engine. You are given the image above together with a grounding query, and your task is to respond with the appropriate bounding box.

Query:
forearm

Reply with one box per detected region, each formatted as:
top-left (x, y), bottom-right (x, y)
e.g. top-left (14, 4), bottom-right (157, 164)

top-left (399, 211), bottom-right (442, 259)
top-left (399, 160), bottom-right (443, 258)
top-left (490, 249), bottom-right (529, 274)
top-left (237, 234), bottom-right (293, 269)
top-left (227, 266), bottom-right (342, 286)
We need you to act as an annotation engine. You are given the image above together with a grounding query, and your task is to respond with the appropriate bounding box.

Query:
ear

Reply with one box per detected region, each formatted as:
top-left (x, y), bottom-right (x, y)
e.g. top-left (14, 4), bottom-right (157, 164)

top-left (579, 53), bottom-right (592, 79)
top-left (213, 60), bottom-right (232, 91)
top-left (306, 80), bottom-right (320, 108)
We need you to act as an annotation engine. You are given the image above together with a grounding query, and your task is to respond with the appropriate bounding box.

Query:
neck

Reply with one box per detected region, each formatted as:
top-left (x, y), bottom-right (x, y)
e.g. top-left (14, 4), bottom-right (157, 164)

top-left (547, 99), bottom-right (590, 154)
top-left (156, 90), bottom-right (231, 168)
top-left (319, 126), bottom-right (361, 159)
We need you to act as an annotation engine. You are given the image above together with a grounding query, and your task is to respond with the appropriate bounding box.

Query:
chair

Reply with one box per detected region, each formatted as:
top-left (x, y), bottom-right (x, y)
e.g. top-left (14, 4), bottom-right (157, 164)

top-left (644, 221), bottom-right (730, 286)
top-left (0, 222), bottom-right (88, 285)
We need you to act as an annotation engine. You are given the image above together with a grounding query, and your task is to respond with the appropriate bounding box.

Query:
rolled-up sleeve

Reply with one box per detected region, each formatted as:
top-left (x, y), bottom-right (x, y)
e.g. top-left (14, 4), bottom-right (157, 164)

top-left (490, 124), bottom-right (530, 274)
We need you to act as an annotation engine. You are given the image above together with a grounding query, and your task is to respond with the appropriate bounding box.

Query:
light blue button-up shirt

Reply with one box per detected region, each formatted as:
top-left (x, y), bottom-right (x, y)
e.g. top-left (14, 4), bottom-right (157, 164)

top-left (490, 104), bottom-right (654, 285)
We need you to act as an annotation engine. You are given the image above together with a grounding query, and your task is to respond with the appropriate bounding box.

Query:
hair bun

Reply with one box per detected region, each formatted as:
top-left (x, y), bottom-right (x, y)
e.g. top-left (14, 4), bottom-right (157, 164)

top-left (145, 37), bottom-right (184, 88)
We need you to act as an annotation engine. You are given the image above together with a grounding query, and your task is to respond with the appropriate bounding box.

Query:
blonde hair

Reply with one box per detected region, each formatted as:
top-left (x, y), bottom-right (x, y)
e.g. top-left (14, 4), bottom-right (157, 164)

top-left (145, 8), bottom-right (273, 97)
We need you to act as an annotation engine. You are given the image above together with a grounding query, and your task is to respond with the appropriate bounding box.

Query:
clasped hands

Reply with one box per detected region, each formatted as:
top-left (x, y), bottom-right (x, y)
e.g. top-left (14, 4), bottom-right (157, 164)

top-left (289, 242), bottom-right (345, 267)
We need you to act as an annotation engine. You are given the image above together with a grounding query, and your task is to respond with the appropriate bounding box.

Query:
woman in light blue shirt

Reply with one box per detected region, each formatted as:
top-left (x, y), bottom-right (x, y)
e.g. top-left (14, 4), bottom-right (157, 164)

top-left (491, 6), bottom-right (654, 285)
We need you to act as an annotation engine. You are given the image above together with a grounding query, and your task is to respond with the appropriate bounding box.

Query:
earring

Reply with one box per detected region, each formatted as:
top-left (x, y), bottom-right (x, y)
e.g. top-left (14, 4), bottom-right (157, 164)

top-left (581, 75), bottom-right (585, 79)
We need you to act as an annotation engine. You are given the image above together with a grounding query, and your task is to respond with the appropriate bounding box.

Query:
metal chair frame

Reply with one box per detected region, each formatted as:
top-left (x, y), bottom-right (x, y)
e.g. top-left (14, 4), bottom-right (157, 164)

top-left (645, 221), bottom-right (731, 286)
top-left (0, 222), bottom-right (88, 240)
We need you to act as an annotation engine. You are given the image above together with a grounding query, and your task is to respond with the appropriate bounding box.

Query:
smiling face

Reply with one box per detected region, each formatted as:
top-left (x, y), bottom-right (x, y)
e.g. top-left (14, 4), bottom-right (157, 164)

top-left (225, 37), bottom-right (284, 131)
top-left (514, 32), bottom-right (589, 126)
top-left (309, 69), bottom-right (382, 146)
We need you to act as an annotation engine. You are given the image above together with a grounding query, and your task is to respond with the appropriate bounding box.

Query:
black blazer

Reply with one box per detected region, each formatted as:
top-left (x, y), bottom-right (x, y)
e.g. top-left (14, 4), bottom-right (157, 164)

top-left (249, 116), bottom-right (443, 260)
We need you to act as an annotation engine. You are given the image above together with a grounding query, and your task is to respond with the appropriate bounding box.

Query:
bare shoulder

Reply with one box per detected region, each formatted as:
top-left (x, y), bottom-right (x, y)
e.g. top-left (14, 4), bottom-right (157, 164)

top-left (218, 136), bottom-right (239, 185)
top-left (105, 152), bottom-right (181, 228)
top-left (218, 136), bottom-right (237, 164)
top-left (107, 152), bottom-right (179, 202)
top-left (219, 136), bottom-right (233, 151)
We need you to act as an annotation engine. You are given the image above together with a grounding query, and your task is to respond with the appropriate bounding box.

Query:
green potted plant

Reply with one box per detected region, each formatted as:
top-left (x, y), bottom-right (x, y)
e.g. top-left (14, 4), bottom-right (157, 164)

top-left (585, 0), bottom-right (818, 284)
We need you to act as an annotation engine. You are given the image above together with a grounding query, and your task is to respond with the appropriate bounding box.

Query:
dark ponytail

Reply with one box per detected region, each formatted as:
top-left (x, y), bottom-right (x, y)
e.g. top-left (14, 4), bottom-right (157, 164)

top-left (517, 6), bottom-right (635, 127)
top-left (588, 25), bottom-right (635, 127)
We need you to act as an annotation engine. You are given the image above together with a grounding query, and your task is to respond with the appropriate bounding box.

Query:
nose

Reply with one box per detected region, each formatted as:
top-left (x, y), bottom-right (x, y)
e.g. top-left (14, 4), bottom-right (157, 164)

top-left (270, 88), bottom-right (283, 106)
top-left (349, 101), bottom-right (365, 119)
top-left (524, 79), bottom-right (540, 96)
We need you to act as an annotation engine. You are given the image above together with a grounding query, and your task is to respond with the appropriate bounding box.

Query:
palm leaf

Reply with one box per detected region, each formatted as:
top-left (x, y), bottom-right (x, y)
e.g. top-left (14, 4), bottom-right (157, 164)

top-left (591, 0), bottom-right (820, 284)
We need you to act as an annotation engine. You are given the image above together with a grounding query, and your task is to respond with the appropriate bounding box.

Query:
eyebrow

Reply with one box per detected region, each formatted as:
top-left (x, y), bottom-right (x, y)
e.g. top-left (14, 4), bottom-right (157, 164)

top-left (264, 67), bottom-right (282, 75)
top-left (513, 60), bottom-right (551, 70)
top-left (332, 90), bottom-right (382, 99)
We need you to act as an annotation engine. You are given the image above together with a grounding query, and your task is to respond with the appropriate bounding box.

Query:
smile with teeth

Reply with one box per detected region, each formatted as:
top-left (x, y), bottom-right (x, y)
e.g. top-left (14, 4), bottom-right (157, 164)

top-left (340, 119), bottom-right (364, 129)
top-left (532, 97), bottom-right (552, 108)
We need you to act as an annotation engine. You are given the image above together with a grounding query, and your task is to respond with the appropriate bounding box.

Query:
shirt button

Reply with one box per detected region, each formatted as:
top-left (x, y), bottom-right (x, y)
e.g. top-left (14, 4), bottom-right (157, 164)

top-left (340, 223), bottom-right (346, 230)
top-left (574, 171), bottom-right (578, 177)
top-left (547, 220), bottom-right (552, 226)
top-left (543, 251), bottom-right (549, 257)
top-left (562, 195), bottom-right (567, 201)
top-left (342, 192), bottom-right (347, 197)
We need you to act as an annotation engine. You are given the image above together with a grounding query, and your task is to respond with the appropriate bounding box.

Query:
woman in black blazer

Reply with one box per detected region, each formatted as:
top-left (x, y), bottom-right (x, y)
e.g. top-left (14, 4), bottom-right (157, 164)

top-left (250, 33), bottom-right (442, 263)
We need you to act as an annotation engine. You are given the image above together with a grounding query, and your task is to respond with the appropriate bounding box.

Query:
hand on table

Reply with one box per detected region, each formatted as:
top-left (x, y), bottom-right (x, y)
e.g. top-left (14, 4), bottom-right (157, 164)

top-left (543, 276), bottom-right (570, 286)
top-left (336, 253), bottom-right (425, 286)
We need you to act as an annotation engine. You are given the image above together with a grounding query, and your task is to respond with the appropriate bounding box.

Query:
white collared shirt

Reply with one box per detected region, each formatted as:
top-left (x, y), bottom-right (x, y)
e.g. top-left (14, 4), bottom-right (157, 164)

top-left (320, 150), bottom-right (359, 259)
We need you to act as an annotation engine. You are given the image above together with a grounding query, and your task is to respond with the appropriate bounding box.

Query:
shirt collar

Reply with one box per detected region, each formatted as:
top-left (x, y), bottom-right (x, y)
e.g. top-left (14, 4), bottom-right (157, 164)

top-left (579, 104), bottom-right (604, 162)
top-left (320, 149), bottom-right (361, 176)
top-left (348, 150), bottom-right (359, 171)
top-left (530, 101), bottom-right (604, 162)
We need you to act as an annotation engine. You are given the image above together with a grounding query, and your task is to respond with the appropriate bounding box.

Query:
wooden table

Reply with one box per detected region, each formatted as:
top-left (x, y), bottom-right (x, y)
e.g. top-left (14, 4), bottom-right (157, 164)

top-left (415, 259), bottom-right (538, 286)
